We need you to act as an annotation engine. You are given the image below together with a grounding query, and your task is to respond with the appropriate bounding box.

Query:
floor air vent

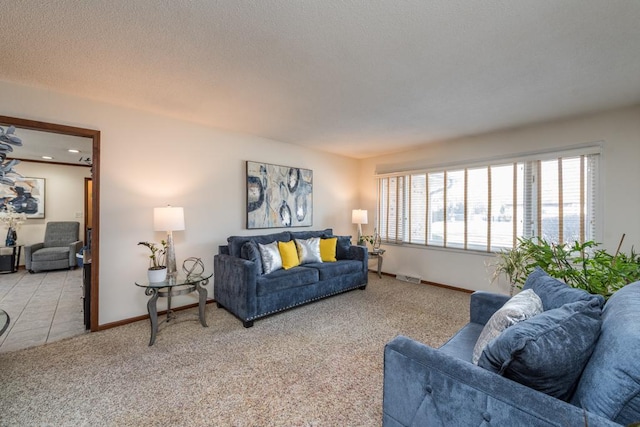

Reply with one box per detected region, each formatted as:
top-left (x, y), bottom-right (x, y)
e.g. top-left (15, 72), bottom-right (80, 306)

top-left (395, 274), bottom-right (421, 284)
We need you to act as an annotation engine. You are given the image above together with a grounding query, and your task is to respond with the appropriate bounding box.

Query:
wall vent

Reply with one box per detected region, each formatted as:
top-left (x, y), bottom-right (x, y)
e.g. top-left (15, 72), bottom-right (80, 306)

top-left (395, 274), bottom-right (422, 284)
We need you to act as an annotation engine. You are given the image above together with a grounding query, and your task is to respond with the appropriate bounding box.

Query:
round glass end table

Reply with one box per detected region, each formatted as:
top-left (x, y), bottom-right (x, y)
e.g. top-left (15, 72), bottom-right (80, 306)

top-left (135, 273), bottom-right (212, 346)
top-left (0, 309), bottom-right (9, 336)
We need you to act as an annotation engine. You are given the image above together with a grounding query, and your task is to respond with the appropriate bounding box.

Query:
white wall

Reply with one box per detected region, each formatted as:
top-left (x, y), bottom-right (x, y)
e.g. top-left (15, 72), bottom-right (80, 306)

top-left (7, 162), bottom-right (91, 265)
top-left (360, 106), bottom-right (640, 294)
top-left (0, 80), bottom-right (359, 325)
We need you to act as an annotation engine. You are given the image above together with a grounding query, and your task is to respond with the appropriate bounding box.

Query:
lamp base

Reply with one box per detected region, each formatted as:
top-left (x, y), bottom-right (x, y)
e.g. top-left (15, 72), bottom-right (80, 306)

top-left (166, 232), bottom-right (177, 277)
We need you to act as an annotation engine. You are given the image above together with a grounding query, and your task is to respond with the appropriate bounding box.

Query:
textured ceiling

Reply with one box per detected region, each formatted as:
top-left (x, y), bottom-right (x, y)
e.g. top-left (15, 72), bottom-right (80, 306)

top-left (1, 1), bottom-right (639, 159)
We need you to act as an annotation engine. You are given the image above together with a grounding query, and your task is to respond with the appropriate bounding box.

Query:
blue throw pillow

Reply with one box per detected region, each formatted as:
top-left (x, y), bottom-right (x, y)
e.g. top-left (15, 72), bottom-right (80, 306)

top-left (289, 228), bottom-right (333, 241)
top-left (334, 235), bottom-right (352, 260)
top-left (523, 267), bottom-right (605, 310)
top-left (240, 241), bottom-right (263, 275)
top-left (570, 282), bottom-right (640, 425)
top-left (478, 299), bottom-right (602, 401)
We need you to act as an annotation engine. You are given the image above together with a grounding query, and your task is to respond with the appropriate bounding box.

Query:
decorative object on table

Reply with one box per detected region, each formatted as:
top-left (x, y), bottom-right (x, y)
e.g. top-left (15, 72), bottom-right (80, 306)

top-left (182, 257), bottom-right (205, 279)
top-left (351, 209), bottom-right (368, 245)
top-left (0, 204), bottom-right (26, 246)
top-left (246, 161), bottom-right (313, 229)
top-left (153, 205), bottom-right (185, 277)
top-left (361, 228), bottom-right (382, 251)
top-left (137, 240), bottom-right (168, 283)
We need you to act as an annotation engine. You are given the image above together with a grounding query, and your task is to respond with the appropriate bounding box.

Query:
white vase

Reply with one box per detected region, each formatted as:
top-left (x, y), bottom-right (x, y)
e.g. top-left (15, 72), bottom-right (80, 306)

top-left (147, 267), bottom-right (167, 283)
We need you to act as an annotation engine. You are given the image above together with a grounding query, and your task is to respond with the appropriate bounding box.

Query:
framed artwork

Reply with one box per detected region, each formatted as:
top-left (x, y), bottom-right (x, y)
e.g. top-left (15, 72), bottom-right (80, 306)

top-left (246, 161), bottom-right (313, 229)
top-left (0, 177), bottom-right (45, 219)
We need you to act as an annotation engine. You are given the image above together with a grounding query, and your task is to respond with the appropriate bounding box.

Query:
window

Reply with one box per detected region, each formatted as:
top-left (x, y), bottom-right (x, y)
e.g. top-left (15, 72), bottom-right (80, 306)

top-left (376, 149), bottom-right (599, 251)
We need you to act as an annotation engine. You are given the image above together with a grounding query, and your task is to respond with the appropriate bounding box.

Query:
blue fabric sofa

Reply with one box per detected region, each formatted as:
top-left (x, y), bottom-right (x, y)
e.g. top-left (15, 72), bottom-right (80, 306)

top-left (383, 270), bottom-right (640, 426)
top-left (214, 228), bottom-right (368, 327)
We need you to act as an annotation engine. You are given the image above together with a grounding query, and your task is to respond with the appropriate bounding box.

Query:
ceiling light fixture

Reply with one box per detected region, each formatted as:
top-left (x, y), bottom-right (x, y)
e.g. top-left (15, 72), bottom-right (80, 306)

top-left (41, 156), bottom-right (53, 160)
top-left (68, 149), bottom-right (80, 153)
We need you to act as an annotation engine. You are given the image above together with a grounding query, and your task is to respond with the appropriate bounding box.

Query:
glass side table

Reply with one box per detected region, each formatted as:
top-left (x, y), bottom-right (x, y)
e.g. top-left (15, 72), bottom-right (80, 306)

top-left (135, 273), bottom-right (212, 346)
top-left (0, 245), bottom-right (21, 274)
top-left (0, 309), bottom-right (9, 336)
top-left (368, 249), bottom-right (385, 278)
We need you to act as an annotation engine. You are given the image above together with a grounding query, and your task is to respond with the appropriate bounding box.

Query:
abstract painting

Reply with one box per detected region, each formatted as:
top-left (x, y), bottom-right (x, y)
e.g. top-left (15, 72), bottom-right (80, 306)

top-left (0, 176), bottom-right (46, 219)
top-left (246, 161), bottom-right (313, 229)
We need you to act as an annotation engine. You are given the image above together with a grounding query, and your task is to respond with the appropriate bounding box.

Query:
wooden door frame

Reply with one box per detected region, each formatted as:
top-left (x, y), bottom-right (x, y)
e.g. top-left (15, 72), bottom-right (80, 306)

top-left (0, 115), bottom-right (101, 331)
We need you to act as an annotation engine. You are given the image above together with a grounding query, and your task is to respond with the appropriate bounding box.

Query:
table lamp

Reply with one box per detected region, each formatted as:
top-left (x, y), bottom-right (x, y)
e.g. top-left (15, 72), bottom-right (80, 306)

top-left (352, 209), bottom-right (368, 245)
top-left (154, 205), bottom-right (185, 276)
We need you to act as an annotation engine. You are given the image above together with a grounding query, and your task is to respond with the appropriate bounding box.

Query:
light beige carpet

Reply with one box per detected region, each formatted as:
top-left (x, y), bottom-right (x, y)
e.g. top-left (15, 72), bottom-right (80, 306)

top-left (0, 274), bottom-right (470, 426)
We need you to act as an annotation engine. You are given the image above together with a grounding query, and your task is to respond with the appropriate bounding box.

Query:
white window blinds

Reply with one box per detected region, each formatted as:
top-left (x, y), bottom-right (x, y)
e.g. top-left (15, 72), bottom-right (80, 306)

top-left (375, 148), bottom-right (599, 251)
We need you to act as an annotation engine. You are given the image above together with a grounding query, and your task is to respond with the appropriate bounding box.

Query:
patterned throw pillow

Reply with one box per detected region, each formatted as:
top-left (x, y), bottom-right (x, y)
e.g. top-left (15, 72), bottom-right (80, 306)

top-left (472, 289), bottom-right (543, 364)
top-left (295, 237), bottom-right (322, 264)
top-left (258, 241), bottom-right (283, 274)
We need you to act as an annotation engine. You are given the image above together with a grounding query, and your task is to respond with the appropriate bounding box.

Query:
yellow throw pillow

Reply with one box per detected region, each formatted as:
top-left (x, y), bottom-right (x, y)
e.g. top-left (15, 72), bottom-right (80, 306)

top-left (320, 237), bottom-right (337, 262)
top-left (278, 240), bottom-right (300, 270)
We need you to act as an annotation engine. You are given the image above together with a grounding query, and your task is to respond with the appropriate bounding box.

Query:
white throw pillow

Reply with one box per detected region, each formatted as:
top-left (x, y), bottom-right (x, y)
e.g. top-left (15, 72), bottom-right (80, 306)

top-left (295, 237), bottom-right (322, 264)
top-left (258, 241), bottom-right (283, 274)
top-left (472, 289), bottom-right (543, 364)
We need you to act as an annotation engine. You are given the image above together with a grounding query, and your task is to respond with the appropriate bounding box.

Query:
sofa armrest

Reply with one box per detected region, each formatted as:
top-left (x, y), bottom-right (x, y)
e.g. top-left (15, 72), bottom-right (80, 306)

top-left (68, 241), bottom-right (83, 266)
top-left (213, 253), bottom-right (259, 322)
top-left (348, 245), bottom-right (368, 274)
top-left (383, 335), bottom-right (617, 427)
top-left (24, 242), bottom-right (44, 270)
top-left (469, 291), bottom-right (510, 325)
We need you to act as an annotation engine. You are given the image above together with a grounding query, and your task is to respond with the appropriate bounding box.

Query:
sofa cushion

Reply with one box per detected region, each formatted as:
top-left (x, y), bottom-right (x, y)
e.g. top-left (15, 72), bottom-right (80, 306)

top-left (289, 228), bottom-right (333, 240)
top-left (570, 282), bottom-right (640, 425)
top-left (278, 240), bottom-right (300, 270)
top-left (332, 235), bottom-right (352, 260)
top-left (304, 259), bottom-right (362, 281)
top-left (472, 289), bottom-right (543, 364)
top-left (240, 241), bottom-right (263, 275)
top-left (319, 237), bottom-right (337, 262)
top-left (256, 266), bottom-right (319, 296)
top-left (227, 231), bottom-right (291, 258)
top-left (295, 237), bottom-right (322, 264)
top-left (31, 247), bottom-right (70, 261)
top-left (523, 267), bottom-right (605, 310)
top-left (439, 322), bottom-right (485, 363)
top-left (478, 299), bottom-right (602, 401)
top-left (258, 241), bottom-right (283, 274)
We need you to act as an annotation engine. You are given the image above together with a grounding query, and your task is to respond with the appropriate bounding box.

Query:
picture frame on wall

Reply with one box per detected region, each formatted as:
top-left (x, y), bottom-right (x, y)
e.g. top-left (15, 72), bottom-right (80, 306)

top-left (0, 177), bottom-right (46, 219)
top-left (246, 161), bottom-right (313, 229)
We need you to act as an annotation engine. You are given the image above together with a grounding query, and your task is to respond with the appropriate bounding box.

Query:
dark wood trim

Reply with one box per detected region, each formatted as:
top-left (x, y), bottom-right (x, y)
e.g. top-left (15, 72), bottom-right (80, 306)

top-left (0, 115), bottom-right (101, 332)
top-left (95, 300), bottom-right (216, 331)
top-left (9, 157), bottom-right (92, 168)
top-left (377, 270), bottom-right (474, 294)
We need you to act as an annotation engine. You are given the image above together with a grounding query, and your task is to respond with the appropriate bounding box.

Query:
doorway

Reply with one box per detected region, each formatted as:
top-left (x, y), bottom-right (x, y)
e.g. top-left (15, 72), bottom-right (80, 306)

top-left (0, 115), bottom-right (100, 332)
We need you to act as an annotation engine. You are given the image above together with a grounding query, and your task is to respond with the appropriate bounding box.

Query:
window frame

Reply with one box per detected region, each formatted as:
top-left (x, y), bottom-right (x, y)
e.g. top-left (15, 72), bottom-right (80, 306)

top-left (374, 144), bottom-right (601, 252)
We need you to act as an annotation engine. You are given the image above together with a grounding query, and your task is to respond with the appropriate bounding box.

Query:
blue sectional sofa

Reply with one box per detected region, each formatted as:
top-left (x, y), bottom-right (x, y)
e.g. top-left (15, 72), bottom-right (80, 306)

top-left (383, 269), bottom-right (640, 426)
top-left (214, 228), bottom-right (368, 327)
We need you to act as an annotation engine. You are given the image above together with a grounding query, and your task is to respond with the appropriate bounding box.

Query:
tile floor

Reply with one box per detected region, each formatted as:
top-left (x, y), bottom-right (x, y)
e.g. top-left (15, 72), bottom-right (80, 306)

top-left (0, 268), bottom-right (87, 353)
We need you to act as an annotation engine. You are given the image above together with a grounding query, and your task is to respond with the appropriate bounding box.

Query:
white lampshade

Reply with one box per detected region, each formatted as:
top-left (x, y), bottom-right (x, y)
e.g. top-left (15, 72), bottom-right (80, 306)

top-left (351, 209), bottom-right (368, 225)
top-left (154, 206), bottom-right (185, 232)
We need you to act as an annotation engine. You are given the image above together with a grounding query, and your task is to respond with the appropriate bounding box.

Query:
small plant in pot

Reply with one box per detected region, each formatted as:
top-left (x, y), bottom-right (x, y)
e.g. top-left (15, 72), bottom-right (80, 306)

top-left (138, 240), bottom-right (168, 283)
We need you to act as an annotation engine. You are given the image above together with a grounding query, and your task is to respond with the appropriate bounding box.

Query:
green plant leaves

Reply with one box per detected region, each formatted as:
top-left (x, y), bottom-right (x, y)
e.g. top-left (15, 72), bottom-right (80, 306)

top-left (490, 237), bottom-right (640, 298)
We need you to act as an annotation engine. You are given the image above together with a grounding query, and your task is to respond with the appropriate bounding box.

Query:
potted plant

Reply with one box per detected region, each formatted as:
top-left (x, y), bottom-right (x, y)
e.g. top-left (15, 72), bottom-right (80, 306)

top-left (138, 240), bottom-right (168, 283)
top-left (0, 204), bottom-right (27, 246)
top-left (489, 235), bottom-right (640, 298)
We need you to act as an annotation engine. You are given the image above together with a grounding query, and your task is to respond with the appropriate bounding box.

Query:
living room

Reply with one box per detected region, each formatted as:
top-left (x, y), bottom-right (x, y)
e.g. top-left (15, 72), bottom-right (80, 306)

top-left (1, 1), bottom-right (639, 425)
